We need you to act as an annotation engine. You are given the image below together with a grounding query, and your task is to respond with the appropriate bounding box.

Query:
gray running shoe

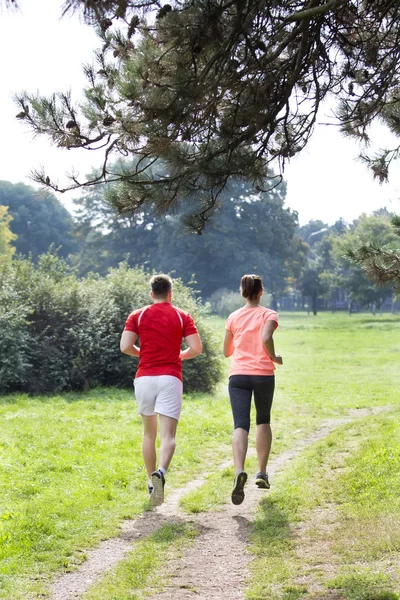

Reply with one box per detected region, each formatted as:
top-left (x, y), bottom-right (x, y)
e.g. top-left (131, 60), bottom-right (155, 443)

top-left (151, 470), bottom-right (165, 507)
top-left (255, 472), bottom-right (270, 489)
top-left (231, 471), bottom-right (248, 505)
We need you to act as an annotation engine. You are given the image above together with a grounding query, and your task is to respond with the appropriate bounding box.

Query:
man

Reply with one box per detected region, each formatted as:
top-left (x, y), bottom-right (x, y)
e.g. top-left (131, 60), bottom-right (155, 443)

top-left (120, 274), bottom-right (202, 507)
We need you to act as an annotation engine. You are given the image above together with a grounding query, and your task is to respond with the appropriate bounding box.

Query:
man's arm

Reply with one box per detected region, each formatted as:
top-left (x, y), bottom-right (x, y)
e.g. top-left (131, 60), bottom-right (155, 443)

top-left (180, 333), bottom-right (202, 360)
top-left (223, 329), bottom-right (234, 357)
top-left (120, 330), bottom-right (140, 357)
top-left (262, 320), bottom-right (283, 365)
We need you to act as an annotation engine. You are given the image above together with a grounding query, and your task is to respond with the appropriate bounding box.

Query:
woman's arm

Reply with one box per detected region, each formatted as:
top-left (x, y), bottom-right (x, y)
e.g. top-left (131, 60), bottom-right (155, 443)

top-left (223, 329), bottom-right (234, 357)
top-left (262, 320), bottom-right (283, 364)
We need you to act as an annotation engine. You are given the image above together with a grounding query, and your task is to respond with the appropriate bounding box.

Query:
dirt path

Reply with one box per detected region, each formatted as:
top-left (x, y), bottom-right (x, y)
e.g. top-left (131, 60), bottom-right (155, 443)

top-left (51, 409), bottom-right (381, 600)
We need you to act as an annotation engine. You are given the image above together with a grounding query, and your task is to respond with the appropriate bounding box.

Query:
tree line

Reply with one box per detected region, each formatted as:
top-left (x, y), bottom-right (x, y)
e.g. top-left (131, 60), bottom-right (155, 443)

top-left (1, 178), bottom-right (398, 314)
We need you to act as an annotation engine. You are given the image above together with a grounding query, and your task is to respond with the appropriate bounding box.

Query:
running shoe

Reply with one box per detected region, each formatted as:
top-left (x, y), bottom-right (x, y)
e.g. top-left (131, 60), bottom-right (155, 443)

top-left (231, 470), bottom-right (248, 505)
top-left (255, 472), bottom-right (270, 489)
top-left (151, 470), bottom-right (165, 507)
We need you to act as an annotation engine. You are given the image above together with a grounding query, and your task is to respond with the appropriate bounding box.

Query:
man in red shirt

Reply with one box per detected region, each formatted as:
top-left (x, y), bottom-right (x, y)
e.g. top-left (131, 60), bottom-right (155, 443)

top-left (120, 274), bottom-right (202, 507)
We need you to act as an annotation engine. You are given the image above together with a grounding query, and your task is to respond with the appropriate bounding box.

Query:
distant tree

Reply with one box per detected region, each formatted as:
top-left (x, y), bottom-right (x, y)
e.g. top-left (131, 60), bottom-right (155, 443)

top-left (297, 220), bottom-right (329, 245)
top-left (72, 183), bottom-right (162, 275)
top-left (346, 215), bottom-right (400, 287)
top-left (330, 218), bottom-right (348, 237)
top-left (297, 213), bottom-right (396, 313)
top-left (12, 0), bottom-right (400, 231)
top-left (300, 268), bottom-right (325, 316)
top-left (0, 205), bottom-right (17, 261)
top-left (0, 181), bottom-right (77, 259)
top-left (153, 180), bottom-right (306, 300)
top-left (331, 213), bottom-right (395, 309)
top-left (70, 175), bottom-right (305, 298)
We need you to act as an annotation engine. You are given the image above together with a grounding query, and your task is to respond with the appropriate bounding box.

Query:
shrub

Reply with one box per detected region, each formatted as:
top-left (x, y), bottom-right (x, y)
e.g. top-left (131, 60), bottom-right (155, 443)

top-left (207, 287), bottom-right (273, 318)
top-left (0, 256), bottom-right (223, 394)
top-left (0, 303), bottom-right (31, 390)
top-left (207, 287), bottom-right (245, 318)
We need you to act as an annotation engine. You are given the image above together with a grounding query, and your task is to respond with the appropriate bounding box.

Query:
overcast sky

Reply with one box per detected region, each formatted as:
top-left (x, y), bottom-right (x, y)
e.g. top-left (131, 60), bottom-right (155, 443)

top-left (1, 0), bottom-right (399, 225)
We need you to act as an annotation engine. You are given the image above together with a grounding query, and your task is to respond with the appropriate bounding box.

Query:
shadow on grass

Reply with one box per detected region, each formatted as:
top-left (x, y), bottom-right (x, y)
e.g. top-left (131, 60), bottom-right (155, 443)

top-left (251, 495), bottom-right (292, 557)
top-left (120, 506), bottom-right (206, 546)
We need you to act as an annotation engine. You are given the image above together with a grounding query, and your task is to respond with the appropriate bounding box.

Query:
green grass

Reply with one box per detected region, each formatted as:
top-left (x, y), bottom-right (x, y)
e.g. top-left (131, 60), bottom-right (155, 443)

top-left (248, 409), bottom-right (400, 600)
top-left (83, 522), bottom-right (199, 600)
top-left (179, 312), bottom-right (400, 516)
top-left (1, 311), bottom-right (400, 599)
top-left (0, 389), bottom-right (232, 599)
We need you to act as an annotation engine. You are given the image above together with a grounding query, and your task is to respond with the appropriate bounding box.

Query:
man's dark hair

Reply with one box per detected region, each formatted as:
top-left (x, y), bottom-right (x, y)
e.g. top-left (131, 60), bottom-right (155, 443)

top-left (150, 274), bottom-right (172, 299)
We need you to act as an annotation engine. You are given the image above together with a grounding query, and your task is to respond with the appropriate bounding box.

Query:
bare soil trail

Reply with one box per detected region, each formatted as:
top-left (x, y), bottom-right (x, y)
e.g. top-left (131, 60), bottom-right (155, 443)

top-left (51, 408), bottom-right (382, 600)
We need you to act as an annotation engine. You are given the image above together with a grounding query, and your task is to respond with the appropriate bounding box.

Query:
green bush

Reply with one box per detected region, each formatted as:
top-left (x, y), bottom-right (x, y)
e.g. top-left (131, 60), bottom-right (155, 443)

top-left (207, 286), bottom-right (273, 317)
top-left (0, 256), bottom-right (222, 394)
top-left (0, 304), bottom-right (31, 390)
top-left (207, 287), bottom-right (245, 318)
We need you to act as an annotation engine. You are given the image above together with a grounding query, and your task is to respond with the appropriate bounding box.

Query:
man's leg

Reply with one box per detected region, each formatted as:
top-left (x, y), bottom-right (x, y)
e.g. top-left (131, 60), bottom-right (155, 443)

top-left (149, 414), bottom-right (177, 507)
top-left (154, 376), bottom-right (182, 472)
top-left (159, 414), bottom-right (178, 471)
top-left (141, 414), bottom-right (158, 478)
top-left (150, 376), bottom-right (182, 507)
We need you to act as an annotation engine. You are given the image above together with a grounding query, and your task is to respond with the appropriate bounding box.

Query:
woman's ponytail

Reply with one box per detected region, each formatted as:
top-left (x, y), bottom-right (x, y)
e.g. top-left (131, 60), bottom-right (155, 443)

top-left (240, 274), bottom-right (263, 301)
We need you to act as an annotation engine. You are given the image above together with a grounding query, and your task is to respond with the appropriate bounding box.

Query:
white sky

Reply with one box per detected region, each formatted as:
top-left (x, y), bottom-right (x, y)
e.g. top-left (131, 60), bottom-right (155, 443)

top-left (1, 0), bottom-right (399, 225)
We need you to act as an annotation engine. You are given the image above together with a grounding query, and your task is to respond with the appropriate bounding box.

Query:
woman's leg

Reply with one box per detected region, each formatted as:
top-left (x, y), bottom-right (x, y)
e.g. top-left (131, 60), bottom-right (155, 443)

top-left (228, 375), bottom-right (252, 471)
top-left (232, 427), bottom-right (249, 472)
top-left (255, 423), bottom-right (272, 473)
top-left (253, 376), bottom-right (275, 473)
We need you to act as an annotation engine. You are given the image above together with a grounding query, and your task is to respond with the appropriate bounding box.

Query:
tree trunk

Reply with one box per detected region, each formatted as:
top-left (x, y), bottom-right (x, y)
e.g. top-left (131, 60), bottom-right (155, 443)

top-left (312, 293), bottom-right (318, 316)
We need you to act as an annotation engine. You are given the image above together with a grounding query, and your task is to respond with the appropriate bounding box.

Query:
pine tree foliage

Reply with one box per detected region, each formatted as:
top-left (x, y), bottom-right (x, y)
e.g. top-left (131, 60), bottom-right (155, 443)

top-left (346, 216), bottom-right (400, 286)
top-left (14, 0), bottom-right (400, 231)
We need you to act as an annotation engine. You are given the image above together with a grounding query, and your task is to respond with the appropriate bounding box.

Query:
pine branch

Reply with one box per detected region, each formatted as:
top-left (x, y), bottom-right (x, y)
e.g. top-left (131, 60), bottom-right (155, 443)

top-left (12, 0), bottom-right (400, 231)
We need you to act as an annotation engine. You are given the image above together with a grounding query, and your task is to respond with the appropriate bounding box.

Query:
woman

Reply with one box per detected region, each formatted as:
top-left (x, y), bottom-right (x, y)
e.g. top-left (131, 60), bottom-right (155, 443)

top-left (224, 274), bottom-right (282, 505)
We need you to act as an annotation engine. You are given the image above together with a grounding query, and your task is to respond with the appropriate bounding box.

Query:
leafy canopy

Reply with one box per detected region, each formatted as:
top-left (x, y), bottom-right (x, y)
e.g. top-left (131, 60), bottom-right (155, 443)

top-left (14, 0), bottom-right (400, 231)
top-left (346, 215), bottom-right (400, 286)
top-left (0, 205), bottom-right (17, 261)
top-left (71, 175), bottom-right (306, 297)
top-left (0, 181), bottom-right (77, 259)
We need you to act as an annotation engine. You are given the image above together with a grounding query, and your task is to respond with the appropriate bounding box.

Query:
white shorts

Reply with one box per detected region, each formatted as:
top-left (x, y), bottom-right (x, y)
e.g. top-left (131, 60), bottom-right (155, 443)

top-left (134, 375), bottom-right (183, 421)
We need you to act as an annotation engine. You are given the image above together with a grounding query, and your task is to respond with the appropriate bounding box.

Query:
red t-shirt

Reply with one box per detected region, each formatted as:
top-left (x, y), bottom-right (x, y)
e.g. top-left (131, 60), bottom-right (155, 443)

top-left (124, 303), bottom-right (198, 381)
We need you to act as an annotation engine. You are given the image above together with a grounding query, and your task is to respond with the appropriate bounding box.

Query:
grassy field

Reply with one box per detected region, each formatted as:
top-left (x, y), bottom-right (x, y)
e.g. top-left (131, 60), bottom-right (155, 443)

top-left (1, 311), bottom-right (399, 599)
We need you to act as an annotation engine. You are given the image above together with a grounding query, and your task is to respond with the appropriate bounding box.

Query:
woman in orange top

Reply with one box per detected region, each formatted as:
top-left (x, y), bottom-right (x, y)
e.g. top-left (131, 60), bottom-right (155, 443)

top-left (224, 274), bottom-right (283, 505)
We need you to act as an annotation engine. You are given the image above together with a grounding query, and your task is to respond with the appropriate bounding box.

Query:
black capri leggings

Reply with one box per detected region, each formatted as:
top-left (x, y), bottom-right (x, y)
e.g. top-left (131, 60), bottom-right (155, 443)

top-left (228, 374), bottom-right (275, 432)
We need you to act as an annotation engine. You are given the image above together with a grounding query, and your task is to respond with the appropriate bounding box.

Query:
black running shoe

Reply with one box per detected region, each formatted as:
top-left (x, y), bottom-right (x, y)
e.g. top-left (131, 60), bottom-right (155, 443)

top-left (151, 470), bottom-right (165, 507)
top-left (231, 471), bottom-right (248, 505)
top-left (255, 472), bottom-right (270, 489)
